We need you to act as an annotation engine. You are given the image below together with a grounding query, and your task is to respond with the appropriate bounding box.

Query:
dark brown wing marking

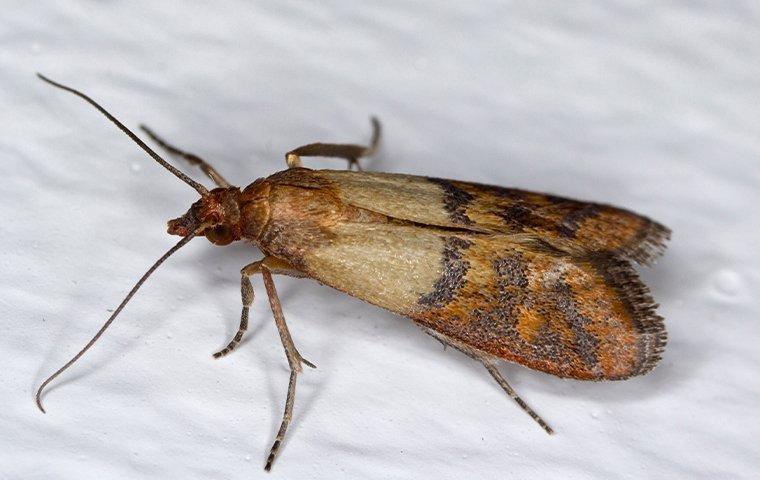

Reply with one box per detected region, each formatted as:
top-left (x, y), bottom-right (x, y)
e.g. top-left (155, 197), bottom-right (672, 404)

top-left (556, 204), bottom-right (602, 238)
top-left (553, 279), bottom-right (600, 368)
top-left (419, 236), bottom-right (473, 308)
top-left (427, 178), bottom-right (474, 225)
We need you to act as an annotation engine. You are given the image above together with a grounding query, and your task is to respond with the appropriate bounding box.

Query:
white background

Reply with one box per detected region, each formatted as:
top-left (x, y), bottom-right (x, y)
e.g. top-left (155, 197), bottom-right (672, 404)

top-left (2, 2), bottom-right (759, 479)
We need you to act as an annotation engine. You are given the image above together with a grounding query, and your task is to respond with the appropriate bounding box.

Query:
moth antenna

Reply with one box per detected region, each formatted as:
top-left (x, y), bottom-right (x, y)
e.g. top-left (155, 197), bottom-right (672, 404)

top-left (36, 73), bottom-right (209, 196)
top-left (35, 230), bottom-right (199, 413)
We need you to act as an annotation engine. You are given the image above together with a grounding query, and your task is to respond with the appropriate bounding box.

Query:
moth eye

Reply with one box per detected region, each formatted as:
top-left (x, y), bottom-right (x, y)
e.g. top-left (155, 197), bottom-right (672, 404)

top-left (206, 225), bottom-right (233, 246)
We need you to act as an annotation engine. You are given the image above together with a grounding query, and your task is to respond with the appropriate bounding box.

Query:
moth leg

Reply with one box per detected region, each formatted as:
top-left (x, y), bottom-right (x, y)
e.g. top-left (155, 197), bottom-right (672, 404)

top-left (213, 257), bottom-right (307, 358)
top-left (420, 326), bottom-right (553, 435)
top-left (212, 263), bottom-right (255, 359)
top-left (480, 359), bottom-right (555, 435)
top-left (285, 117), bottom-right (381, 171)
top-left (260, 265), bottom-right (315, 471)
top-left (139, 124), bottom-right (231, 188)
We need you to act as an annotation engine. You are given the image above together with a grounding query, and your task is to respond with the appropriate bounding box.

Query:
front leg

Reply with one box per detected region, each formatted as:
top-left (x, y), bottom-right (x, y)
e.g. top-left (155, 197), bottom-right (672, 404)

top-left (213, 257), bottom-right (307, 358)
top-left (285, 117), bottom-right (381, 171)
top-left (139, 124), bottom-right (231, 188)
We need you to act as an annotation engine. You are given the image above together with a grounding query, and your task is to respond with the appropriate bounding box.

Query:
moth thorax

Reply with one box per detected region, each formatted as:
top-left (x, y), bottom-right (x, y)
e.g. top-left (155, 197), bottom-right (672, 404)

top-left (239, 179), bottom-right (272, 241)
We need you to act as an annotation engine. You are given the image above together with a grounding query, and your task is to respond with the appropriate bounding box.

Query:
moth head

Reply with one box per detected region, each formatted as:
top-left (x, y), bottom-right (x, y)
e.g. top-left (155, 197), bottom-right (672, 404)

top-left (34, 74), bottom-right (258, 416)
top-left (168, 187), bottom-right (243, 246)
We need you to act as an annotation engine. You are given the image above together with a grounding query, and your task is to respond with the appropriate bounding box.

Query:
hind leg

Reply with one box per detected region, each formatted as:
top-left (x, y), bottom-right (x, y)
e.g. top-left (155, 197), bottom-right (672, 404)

top-left (285, 117), bottom-right (381, 171)
top-left (421, 326), bottom-right (554, 435)
top-left (481, 359), bottom-right (554, 434)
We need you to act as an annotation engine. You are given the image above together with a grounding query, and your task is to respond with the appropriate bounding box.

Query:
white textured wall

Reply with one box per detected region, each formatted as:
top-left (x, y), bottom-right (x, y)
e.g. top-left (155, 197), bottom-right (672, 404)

top-left (2, 2), bottom-right (758, 479)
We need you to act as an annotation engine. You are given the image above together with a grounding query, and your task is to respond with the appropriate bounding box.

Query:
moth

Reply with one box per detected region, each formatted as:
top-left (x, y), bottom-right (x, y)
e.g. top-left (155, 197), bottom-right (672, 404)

top-left (35, 74), bottom-right (669, 471)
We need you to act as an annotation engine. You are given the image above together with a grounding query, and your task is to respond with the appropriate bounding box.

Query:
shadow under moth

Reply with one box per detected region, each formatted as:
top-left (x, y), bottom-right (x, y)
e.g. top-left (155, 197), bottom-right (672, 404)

top-left (35, 74), bottom-right (669, 471)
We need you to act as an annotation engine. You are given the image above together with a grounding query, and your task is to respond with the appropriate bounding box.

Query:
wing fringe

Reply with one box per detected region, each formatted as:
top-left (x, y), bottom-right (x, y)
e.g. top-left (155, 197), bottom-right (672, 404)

top-left (595, 255), bottom-right (667, 378)
top-left (619, 218), bottom-right (671, 267)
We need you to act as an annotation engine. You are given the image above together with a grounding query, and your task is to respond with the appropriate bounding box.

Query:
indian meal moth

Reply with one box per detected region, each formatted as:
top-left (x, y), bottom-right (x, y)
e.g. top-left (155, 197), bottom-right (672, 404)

top-left (35, 74), bottom-right (669, 470)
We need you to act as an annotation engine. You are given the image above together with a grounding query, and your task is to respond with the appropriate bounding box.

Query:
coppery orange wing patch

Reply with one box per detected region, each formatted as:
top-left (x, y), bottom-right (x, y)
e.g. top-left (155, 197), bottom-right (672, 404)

top-left (411, 235), bottom-right (666, 380)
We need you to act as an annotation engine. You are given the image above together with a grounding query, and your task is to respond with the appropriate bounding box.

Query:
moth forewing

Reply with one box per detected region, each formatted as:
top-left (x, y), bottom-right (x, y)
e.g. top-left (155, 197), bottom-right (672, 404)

top-left (310, 169), bottom-right (670, 265)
